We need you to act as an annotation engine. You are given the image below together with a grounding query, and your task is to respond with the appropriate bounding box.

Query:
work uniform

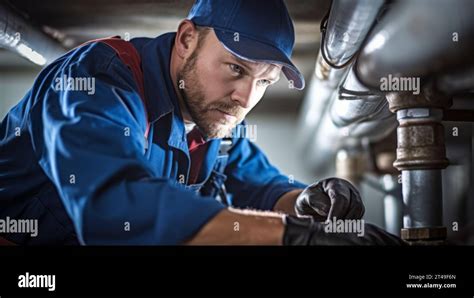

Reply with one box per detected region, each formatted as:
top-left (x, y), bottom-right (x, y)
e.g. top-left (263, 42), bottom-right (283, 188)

top-left (0, 32), bottom-right (307, 245)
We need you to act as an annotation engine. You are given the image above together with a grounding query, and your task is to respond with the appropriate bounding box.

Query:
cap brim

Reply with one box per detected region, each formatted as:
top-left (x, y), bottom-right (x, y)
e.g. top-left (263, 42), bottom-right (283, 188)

top-left (214, 29), bottom-right (305, 90)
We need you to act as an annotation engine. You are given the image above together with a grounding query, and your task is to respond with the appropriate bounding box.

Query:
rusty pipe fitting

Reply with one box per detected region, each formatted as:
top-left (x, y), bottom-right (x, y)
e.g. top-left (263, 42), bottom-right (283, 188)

top-left (386, 91), bottom-right (451, 244)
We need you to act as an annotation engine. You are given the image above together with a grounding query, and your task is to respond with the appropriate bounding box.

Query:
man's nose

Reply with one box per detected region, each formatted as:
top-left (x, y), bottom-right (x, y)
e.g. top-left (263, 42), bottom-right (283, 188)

top-left (231, 81), bottom-right (258, 109)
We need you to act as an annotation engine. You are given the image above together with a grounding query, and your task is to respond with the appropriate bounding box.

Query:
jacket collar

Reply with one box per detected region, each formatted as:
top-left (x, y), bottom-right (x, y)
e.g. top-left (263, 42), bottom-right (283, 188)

top-left (132, 33), bottom-right (189, 149)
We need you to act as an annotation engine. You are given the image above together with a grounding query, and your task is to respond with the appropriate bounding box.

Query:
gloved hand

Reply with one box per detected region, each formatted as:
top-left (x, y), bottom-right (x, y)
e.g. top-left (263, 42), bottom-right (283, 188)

top-left (282, 215), bottom-right (405, 246)
top-left (295, 178), bottom-right (364, 221)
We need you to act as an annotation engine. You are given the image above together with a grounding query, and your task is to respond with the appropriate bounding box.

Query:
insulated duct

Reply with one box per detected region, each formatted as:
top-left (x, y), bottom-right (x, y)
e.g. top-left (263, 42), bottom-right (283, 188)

top-left (0, 1), bottom-right (65, 65)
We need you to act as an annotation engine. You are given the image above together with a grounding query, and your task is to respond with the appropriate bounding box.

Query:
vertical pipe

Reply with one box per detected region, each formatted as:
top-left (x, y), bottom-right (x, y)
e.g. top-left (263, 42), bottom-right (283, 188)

top-left (402, 169), bottom-right (443, 228)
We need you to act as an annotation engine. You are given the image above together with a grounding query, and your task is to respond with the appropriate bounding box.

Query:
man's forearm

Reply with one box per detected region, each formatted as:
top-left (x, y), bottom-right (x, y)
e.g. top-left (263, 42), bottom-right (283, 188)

top-left (185, 189), bottom-right (303, 245)
top-left (273, 189), bottom-right (304, 215)
top-left (185, 208), bottom-right (285, 245)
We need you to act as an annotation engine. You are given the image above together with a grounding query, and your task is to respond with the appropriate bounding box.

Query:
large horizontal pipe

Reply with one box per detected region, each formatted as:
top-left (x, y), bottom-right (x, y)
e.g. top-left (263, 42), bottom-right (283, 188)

top-left (321, 0), bottom-right (384, 68)
top-left (436, 66), bottom-right (474, 95)
top-left (355, 0), bottom-right (474, 89)
top-left (0, 1), bottom-right (65, 65)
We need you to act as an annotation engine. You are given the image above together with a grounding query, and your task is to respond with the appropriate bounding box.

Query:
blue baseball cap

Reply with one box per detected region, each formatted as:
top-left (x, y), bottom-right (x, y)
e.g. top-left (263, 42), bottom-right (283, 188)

top-left (187, 0), bottom-right (305, 90)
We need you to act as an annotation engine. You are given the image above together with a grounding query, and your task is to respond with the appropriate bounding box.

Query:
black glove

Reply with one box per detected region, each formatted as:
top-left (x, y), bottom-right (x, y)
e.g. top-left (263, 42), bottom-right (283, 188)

top-left (295, 178), bottom-right (365, 221)
top-left (282, 215), bottom-right (405, 246)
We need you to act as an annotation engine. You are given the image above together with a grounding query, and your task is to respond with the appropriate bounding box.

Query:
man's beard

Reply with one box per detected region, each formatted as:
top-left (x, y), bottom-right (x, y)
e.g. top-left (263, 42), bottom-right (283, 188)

top-left (176, 50), bottom-right (244, 139)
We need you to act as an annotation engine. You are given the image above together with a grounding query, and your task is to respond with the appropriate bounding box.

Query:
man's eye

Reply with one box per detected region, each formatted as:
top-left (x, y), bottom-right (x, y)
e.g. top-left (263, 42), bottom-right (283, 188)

top-left (257, 79), bottom-right (272, 87)
top-left (229, 64), bottom-right (243, 76)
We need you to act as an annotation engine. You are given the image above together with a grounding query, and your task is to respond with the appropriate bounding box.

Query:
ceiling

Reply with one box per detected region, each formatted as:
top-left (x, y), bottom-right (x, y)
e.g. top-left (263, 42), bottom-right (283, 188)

top-left (0, 0), bottom-right (331, 109)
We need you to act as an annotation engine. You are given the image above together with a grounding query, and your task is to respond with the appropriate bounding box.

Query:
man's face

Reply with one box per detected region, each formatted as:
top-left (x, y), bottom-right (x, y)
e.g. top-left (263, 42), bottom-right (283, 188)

top-left (177, 29), bottom-right (281, 139)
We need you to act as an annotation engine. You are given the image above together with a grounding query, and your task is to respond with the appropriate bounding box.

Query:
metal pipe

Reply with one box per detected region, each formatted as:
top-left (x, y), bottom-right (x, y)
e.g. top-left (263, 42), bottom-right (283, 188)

top-left (386, 93), bottom-right (451, 244)
top-left (330, 65), bottom-right (394, 127)
top-left (396, 108), bottom-right (446, 229)
top-left (297, 0), bottom-right (386, 175)
top-left (0, 1), bottom-right (65, 65)
top-left (355, 0), bottom-right (474, 89)
top-left (394, 108), bottom-right (448, 171)
top-left (402, 169), bottom-right (443, 228)
top-left (436, 66), bottom-right (474, 95)
top-left (297, 54), bottom-right (396, 176)
top-left (321, 0), bottom-right (384, 68)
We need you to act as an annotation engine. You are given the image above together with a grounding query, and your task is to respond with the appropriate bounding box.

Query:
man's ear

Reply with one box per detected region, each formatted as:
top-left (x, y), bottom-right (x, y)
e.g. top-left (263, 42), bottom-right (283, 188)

top-left (175, 20), bottom-right (199, 59)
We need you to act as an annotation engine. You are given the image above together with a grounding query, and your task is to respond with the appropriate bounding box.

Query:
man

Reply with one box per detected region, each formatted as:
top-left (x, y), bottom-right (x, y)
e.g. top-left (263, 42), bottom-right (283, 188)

top-left (0, 0), bottom-right (402, 245)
